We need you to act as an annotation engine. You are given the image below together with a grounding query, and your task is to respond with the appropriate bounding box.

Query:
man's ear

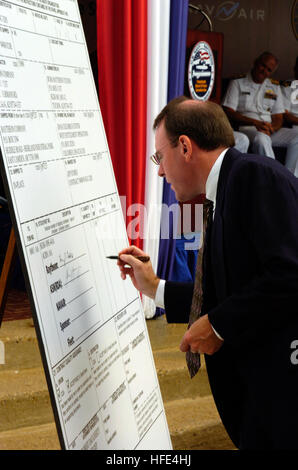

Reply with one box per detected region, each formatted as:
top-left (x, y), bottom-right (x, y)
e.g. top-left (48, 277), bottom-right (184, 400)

top-left (178, 135), bottom-right (192, 160)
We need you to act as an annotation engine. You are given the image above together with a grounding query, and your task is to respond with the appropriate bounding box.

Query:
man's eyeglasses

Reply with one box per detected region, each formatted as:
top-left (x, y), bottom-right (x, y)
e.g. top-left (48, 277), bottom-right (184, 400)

top-left (150, 152), bottom-right (162, 165)
top-left (150, 141), bottom-right (175, 165)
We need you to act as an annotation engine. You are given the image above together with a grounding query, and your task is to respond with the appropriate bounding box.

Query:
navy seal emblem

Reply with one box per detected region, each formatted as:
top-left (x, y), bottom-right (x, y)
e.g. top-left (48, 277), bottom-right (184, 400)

top-left (188, 41), bottom-right (215, 101)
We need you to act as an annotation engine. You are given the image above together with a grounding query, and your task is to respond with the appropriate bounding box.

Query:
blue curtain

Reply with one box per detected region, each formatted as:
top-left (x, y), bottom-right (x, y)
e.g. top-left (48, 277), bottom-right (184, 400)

top-left (155, 0), bottom-right (189, 315)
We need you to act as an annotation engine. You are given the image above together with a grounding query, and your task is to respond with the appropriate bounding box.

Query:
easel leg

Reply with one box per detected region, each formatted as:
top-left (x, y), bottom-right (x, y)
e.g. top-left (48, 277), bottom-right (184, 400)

top-left (0, 228), bottom-right (16, 327)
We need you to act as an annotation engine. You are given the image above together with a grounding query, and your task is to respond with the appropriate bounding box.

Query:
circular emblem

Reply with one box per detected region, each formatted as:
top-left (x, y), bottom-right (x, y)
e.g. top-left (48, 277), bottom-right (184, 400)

top-left (292, 0), bottom-right (298, 40)
top-left (188, 41), bottom-right (215, 101)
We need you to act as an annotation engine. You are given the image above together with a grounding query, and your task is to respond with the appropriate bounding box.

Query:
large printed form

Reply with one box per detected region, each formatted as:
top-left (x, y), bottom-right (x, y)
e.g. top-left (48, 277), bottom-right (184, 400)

top-left (0, 0), bottom-right (172, 450)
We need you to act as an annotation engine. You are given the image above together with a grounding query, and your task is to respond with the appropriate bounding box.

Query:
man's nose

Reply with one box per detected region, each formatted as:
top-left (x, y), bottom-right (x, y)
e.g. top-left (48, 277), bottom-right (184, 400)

top-left (158, 167), bottom-right (165, 177)
top-left (259, 65), bottom-right (265, 74)
top-left (158, 164), bottom-right (164, 177)
top-left (264, 67), bottom-right (271, 77)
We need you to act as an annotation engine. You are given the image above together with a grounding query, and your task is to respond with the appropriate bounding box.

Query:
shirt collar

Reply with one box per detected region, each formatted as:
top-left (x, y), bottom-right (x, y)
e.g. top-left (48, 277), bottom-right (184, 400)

top-left (206, 148), bottom-right (229, 211)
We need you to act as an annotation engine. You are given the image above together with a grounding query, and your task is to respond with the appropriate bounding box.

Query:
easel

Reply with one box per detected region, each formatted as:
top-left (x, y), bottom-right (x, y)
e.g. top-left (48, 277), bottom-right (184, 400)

top-left (0, 199), bottom-right (17, 327)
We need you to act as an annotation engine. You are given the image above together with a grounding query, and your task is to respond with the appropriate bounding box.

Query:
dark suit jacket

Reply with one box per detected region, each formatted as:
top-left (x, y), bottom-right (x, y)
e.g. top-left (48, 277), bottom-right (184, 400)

top-left (164, 148), bottom-right (298, 449)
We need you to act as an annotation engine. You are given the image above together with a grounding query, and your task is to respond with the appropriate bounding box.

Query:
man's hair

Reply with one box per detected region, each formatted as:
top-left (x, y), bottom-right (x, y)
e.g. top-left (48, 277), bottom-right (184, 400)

top-left (255, 51), bottom-right (279, 66)
top-left (153, 96), bottom-right (235, 150)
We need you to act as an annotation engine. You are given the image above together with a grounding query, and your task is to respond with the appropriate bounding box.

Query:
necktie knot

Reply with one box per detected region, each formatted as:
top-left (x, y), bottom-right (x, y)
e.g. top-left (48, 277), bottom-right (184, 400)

top-left (203, 199), bottom-right (213, 227)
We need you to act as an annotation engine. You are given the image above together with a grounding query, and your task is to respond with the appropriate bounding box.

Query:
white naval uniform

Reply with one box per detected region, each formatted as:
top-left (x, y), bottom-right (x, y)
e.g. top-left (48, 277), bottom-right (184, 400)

top-left (222, 73), bottom-right (298, 176)
top-left (233, 131), bottom-right (249, 153)
top-left (281, 80), bottom-right (298, 122)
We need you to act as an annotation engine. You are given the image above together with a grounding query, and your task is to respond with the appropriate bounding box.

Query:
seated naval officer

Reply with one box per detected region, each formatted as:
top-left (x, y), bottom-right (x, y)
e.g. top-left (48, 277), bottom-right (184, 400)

top-left (222, 51), bottom-right (298, 176)
top-left (280, 57), bottom-right (298, 177)
top-left (281, 56), bottom-right (298, 129)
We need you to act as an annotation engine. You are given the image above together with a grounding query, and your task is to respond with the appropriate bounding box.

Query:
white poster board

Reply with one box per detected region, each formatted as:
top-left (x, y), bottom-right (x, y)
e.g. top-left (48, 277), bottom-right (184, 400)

top-left (0, 0), bottom-right (172, 450)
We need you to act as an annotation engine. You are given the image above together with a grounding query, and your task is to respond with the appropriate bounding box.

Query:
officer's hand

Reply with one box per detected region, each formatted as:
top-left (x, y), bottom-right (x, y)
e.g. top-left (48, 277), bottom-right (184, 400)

top-left (265, 123), bottom-right (274, 134)
top-left (255, 121), bottom-right (273, 135)
top-left (117, 246), bottom-right (160, 299)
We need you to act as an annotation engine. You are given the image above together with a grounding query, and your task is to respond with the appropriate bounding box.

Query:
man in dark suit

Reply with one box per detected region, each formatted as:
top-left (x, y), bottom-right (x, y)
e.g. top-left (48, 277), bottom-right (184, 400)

top-left (118, 96), bottom-right (298, 449)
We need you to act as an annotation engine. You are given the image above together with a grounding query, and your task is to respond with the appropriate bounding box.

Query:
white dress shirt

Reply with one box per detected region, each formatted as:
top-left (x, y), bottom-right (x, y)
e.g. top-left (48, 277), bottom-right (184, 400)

top-left (154, 148), bottom-right (229, 339)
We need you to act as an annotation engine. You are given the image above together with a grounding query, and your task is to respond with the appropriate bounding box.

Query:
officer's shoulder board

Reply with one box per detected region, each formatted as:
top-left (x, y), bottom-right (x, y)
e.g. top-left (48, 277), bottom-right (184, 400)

top-left (269, 78), bottom-right (280, 85)
top-left (230, 73), bottom-right (246, 80)
top-left (280, 79), bottom-right (292, 87)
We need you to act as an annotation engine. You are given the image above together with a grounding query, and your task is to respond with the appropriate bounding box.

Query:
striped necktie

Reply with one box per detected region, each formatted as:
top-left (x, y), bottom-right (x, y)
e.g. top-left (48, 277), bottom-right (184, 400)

top-left (186, 199), bottom-right (213, 378)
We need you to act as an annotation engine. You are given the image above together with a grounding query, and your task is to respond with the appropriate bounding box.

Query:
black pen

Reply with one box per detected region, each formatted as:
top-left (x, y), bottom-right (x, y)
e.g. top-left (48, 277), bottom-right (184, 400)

top-left (106, 255), bottom-right (150, 263)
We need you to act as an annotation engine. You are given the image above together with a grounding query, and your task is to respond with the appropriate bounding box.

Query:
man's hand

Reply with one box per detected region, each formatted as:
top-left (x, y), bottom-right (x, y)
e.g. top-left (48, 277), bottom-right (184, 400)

top-left (254, 120), bottom-right (274, 135)
top-left (223, 107), bottom-right (273, 135)
top-left (180, 315), bottom-right (224, 355)
top-left (117, 245), bottom-right (160, 299)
